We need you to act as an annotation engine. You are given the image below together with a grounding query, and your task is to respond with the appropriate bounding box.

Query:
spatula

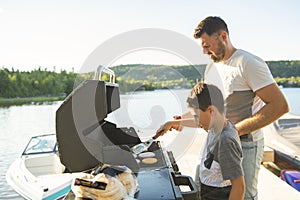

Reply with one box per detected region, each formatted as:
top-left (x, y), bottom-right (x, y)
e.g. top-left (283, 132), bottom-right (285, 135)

top-left (131, 130), bottom-right (164, 154)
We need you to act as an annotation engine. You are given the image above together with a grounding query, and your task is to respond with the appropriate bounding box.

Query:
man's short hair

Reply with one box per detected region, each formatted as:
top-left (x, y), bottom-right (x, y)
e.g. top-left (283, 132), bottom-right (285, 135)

top-left (194, 16), bottom-right (229, 39)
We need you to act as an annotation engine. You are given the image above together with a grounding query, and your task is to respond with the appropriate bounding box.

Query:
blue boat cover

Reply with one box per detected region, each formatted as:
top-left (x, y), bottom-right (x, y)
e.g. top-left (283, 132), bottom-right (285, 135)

top-left (280, 170), bottom-right (300, 192)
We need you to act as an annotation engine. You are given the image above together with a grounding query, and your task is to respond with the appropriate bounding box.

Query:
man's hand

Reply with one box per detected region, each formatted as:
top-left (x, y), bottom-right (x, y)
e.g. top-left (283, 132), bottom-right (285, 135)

top-left (171, 115), bottom-right (183, 131)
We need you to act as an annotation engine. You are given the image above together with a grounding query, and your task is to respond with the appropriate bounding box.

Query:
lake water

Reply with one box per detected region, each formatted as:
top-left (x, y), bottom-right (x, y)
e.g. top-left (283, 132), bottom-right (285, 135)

top-left (1, 88), bottom-right (300, 199)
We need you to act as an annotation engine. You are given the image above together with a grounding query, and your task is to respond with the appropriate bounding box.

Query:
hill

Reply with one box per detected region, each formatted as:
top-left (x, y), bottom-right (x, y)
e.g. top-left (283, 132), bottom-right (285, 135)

top-left (1, 60), bottom-right (300, 99)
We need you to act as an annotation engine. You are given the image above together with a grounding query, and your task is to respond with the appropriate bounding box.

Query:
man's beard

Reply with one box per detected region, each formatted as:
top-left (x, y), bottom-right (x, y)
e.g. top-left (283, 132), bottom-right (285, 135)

top-left (211, 41), bottom-right (226, 62)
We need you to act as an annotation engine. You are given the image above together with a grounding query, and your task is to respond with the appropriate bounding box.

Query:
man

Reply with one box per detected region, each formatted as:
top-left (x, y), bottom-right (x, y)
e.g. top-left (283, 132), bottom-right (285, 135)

top-left (191, 16), bottom-right (289, 200)
top-left (157, 83), bottom-right (245, 200)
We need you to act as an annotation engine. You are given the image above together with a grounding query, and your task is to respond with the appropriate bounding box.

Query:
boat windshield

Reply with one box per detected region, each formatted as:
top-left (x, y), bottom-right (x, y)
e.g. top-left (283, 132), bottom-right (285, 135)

top-left (22, 134), bottom-right (57, 155)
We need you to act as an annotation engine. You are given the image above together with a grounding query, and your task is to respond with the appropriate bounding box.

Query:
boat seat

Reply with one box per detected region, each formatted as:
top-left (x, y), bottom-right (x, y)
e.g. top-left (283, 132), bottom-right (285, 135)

top-left (24, 153), bottom-right (65, 176)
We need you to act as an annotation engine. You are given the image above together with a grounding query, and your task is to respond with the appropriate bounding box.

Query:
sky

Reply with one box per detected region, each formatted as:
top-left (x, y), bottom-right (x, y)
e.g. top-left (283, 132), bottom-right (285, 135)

top-left (1, 0), bottom-right (300, 72)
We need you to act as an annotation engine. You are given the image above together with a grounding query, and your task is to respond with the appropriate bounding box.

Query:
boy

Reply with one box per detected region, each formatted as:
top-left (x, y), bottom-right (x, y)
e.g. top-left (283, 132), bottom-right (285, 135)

top-left (156, 83), bottom-right (245, 200)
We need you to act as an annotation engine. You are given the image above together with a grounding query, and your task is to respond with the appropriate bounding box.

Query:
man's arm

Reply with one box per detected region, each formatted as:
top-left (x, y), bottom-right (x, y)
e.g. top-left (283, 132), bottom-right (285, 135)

top-left (181, 111), bottom-right (194, 119)
top-left (235, 83), bottom-right (289, 136)
top-left (171, 111), bottom-right (195, 131)
top-left (229, 176), bottom-right (245, 200)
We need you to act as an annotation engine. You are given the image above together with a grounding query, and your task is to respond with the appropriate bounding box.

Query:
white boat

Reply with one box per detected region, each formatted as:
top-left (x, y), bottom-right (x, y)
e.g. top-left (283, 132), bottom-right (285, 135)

top-left (6, 134), bottom-right (74, 200)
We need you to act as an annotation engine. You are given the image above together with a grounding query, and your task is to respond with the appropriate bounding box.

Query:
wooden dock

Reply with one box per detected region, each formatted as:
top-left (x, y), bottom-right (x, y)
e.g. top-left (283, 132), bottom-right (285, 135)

top-left (160, 127), bottom-right (300, 200)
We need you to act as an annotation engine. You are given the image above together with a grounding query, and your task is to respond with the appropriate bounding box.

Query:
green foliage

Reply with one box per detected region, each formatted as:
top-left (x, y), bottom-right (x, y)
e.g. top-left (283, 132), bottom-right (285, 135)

top-left (275, 76), bottom-right (300, 87)
top-left (111, 64), bottom-right (206, 93)
top-left (0, 67), bottom-right (77, 98)
top-left (267, 60), bottom-right (300, 78)
top-left (1, 60), bottom-right (300, 102)
top-left (267, 60), bottom-right (300, 87)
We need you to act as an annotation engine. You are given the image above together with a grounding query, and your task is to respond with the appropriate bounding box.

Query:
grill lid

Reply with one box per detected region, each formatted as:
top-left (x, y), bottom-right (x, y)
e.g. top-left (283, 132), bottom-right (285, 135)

top-left (56, 80), bottom-right (141, 172)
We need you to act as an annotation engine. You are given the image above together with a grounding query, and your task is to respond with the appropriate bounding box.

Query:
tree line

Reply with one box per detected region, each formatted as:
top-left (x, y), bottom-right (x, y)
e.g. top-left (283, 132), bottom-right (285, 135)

top-left (110, 64), bottom-right (206, 92)
top-left (0, 67), bottom-right (77, 98)
top-left (267, 61), bottom-right (300, 87)
top-left (1, 60), bottom-right (300, 98)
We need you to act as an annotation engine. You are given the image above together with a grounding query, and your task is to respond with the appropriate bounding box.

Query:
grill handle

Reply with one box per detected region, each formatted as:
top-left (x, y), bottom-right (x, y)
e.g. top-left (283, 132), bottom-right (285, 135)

top-left (171, 172), bottom-right (199, 199)
top-left (94, 65), bottom-right (115, 83)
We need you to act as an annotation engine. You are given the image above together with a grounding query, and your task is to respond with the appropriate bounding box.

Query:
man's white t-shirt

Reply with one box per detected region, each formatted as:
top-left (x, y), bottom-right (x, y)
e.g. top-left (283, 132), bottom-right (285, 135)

top-left (204, 49), bottom-right (275, 141)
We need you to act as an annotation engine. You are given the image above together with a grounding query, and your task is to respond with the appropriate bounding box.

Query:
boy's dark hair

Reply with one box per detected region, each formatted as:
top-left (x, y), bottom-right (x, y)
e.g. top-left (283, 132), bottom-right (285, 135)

top-left (194, 16), bottom-right (229, 39)
top-left (187, 83), bottom-right (225, 113)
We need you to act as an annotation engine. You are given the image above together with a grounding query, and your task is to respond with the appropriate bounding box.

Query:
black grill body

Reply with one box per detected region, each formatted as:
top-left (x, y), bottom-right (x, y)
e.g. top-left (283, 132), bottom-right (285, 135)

top-left (56, 80), bottom-right (198, 199)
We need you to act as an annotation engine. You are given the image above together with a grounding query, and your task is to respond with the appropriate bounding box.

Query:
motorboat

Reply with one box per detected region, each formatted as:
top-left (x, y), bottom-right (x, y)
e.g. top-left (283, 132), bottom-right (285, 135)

top-left (263, 113), bottom-right (300, 192)
top-left (264, 113), bottom-right (300, 171)
top-left (6, 134), bottom-right (74, 200)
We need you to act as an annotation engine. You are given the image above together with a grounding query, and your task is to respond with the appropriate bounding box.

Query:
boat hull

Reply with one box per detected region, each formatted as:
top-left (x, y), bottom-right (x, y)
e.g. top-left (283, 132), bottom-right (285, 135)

top-left (6, 157), bottom-right (73, 200)
top-left (6, 134), bottom-right (74, 200)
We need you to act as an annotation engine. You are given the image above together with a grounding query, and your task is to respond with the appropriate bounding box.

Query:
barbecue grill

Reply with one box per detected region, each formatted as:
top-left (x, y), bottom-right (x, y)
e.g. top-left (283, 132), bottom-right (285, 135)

top-left (56, 67), bottom-right (198, 199)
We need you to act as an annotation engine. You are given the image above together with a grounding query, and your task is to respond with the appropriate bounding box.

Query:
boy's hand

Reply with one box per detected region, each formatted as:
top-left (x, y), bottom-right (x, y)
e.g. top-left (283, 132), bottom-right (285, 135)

top-left (156, 124), bottom-right (168, 137)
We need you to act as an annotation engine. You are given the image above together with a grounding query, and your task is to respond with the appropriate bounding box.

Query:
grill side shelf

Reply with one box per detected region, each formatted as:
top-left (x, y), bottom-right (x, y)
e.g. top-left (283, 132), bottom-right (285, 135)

top-left (171, 172), bottom-right (199, 200)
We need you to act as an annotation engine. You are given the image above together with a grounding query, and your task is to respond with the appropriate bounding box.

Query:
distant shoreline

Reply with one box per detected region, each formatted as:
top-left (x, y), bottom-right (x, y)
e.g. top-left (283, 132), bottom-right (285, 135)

top-left (1, 86), bottom-right (299, 107)
top-left (0, 96), bottom-right (65, 107)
